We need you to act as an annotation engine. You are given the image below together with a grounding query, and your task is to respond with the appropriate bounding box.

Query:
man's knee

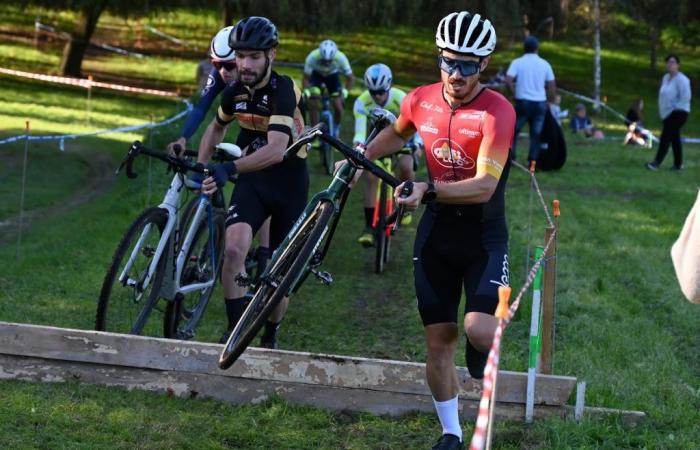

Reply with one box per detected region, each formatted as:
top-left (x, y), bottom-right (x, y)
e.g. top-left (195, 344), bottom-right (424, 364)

top-left (464, 313), bottom-right (497, 352)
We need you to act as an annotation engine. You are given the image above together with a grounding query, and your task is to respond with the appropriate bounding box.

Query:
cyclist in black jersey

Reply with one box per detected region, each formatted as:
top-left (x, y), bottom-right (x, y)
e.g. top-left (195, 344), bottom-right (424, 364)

top-left (198, 16), bottom-right (307, 348)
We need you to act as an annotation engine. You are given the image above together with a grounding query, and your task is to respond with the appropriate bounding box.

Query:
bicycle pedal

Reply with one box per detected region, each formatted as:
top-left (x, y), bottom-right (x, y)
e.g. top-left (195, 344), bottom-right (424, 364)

top-left (235, 272), bottom-right (252, 287)
top-left (312, 269), bottom-right (333, 285)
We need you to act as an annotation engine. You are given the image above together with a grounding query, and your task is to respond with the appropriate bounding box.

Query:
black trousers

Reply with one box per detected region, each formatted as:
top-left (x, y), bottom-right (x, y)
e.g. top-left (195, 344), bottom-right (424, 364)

top-left (654, 110), bottom-right (689, 167)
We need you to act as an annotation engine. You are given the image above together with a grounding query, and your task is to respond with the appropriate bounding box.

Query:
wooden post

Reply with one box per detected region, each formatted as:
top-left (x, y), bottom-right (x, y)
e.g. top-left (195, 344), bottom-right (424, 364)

top-left (539, 201), bottom-right (559, 374)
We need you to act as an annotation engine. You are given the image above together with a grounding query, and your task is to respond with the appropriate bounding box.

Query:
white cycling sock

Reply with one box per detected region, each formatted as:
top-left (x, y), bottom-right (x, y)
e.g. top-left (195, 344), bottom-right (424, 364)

top-left (433, 396), bottom-right (462, 441)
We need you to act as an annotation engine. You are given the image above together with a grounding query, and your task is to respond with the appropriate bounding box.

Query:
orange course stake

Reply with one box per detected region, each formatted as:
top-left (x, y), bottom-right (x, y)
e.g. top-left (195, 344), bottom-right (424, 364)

top-left (529, 160), bottom-right (536, 173)
top-left (552, 199), bottom-right (560, 218)
top-left (495, 285), bottom-right (512, 319)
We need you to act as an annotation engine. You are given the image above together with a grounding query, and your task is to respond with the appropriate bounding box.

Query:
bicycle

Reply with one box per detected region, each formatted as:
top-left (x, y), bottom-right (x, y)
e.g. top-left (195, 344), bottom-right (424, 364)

top-left (371, 155), bottom-right (397, 274)
top-left (219, 109), bottom-right (412, 369)
top-left (304, 87), bottom-right (338, 176)
top-left (96, 142), bottom-right (238, 339)
top-left (371, 137), bottom-right (422, 273)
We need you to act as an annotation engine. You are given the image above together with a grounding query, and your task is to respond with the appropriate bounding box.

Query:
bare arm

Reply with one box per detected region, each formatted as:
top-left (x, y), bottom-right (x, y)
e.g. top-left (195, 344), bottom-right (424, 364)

top-left (345, 73), bottom-right (355, 91)
top-left (197, 119), bottom-right (228, 163)
top-left (546, 80), bottom-right (557, 103)
top-left (504, 75), bottom-right (515, 96)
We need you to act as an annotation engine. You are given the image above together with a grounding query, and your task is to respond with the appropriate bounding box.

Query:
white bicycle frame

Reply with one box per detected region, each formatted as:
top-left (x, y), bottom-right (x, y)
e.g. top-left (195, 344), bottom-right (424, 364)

top-left (117, 173), bottom-right (217, 302)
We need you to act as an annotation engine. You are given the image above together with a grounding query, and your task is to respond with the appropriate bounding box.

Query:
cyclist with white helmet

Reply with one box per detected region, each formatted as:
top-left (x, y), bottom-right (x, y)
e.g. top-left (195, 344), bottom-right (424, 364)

top-left (167, 26), bottom-right (238, 154)
top-left (303, 39), bottom-right (354, 135)
top-left (358, 12), bottom-right (515, 449)
top-left (353, 63), bottom-right (423, 246)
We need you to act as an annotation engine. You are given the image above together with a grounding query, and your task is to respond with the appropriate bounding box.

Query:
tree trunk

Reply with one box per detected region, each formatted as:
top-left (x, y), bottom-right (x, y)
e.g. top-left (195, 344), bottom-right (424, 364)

top-left (649, 24), bottom-right (659, 72)
top-left (222, 0), bottom-right (235, 26)
top-left (59, 1), bottom-right (106, 77)
top-left (558, 0), bottom-right (569, 34)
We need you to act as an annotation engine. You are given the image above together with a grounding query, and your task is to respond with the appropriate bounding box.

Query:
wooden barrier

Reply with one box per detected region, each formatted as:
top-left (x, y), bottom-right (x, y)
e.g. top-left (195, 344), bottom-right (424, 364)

top-left (0, 322), bottom-right (644, 422)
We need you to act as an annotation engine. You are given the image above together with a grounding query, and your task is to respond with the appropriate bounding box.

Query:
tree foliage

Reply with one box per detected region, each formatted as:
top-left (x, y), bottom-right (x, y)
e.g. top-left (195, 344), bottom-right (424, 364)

top-left (19, 0), bottom-right (185, 76)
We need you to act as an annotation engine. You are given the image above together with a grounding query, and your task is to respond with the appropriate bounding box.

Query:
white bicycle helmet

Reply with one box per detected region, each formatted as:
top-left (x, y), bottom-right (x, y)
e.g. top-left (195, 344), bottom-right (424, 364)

top-left (364, 64), bottom-right (392, 92)
top-left (435, 11), bottom-right (496, 57)
top-left (319, 39), bottom-right (338, 61)
top-left (210, 26), bottom-right (236, 61)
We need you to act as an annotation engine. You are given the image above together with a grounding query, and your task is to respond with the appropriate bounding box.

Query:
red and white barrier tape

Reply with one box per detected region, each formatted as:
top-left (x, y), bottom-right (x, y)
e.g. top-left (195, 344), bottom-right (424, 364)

top-left (0, 67), bottom-right (180, 98)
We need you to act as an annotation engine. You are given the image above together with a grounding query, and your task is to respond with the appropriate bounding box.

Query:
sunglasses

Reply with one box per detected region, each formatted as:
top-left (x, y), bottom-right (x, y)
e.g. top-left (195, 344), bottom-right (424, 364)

top-left (369, 89), bottom-right (388, 97)
top-left (213, 61), bottom-right (236, 71)
top-left (437, 55), bottom-right (481, 77)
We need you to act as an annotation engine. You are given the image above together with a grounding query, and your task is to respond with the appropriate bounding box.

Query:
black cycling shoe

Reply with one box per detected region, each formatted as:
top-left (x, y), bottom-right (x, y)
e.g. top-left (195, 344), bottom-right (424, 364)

top-left (259, 337), bottom-right (278, 349)
top-left (431, 433), bottom-right (464, 450)
top-left (466, 338), bottom-right (488, 379)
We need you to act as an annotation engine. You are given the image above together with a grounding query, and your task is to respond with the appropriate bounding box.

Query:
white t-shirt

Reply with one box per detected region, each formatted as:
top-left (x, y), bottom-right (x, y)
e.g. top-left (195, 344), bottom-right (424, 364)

top-left (506, 53), bottom-right (555, 102)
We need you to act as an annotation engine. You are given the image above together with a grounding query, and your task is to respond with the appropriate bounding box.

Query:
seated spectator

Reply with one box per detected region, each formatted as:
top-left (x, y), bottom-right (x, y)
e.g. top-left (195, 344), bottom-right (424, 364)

top-left (549, 94), bottom-right (568, 125)
top-left (570, 103), bottom-right (603, 139)
top-left (623, 98), bottom-right (652, 148)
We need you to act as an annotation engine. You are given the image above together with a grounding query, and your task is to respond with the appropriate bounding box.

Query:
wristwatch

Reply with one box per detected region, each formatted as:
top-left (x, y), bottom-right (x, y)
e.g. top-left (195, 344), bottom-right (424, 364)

top-left (421, 182), bottom-right (437, 204)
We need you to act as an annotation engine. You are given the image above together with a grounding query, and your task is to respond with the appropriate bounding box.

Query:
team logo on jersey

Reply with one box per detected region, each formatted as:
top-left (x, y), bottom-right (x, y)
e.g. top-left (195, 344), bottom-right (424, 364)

top-left (261, 94), bottom-right (268, 105)
top-left (419, 118), bottom-right (438, 135)
top-left (419, 100), bottom-right (444, 113)
top-left (457, 111), bottom-right (485, 121)
top-left (430, 138), bottom-right (475, 170)
top-left (458, 127), bottom-right (481, 137)
top-left (235, 102), bottom-right (247, 111)
top-left (201, 74), bottom-right (215, 97)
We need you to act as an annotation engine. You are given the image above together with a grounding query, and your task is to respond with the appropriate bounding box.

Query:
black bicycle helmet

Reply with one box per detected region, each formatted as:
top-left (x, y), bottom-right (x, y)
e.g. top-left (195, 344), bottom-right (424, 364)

top-left (229, 16), bottom-right (278, 50)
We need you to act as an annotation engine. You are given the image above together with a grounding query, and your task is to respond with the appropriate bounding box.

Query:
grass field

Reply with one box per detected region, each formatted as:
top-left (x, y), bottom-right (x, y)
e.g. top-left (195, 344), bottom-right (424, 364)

top-left (1, 5), bottom-right (699, 449)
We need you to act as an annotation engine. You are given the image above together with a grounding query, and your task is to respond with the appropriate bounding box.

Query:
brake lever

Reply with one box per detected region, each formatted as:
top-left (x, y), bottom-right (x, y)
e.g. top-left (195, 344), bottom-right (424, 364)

top-left (392, 181), bottom-right (414, 232)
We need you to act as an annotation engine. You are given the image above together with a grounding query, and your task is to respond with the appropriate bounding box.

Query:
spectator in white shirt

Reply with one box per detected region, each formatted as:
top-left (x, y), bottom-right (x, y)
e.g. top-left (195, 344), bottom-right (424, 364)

top-left (505, 36), bottom-right (556, 163)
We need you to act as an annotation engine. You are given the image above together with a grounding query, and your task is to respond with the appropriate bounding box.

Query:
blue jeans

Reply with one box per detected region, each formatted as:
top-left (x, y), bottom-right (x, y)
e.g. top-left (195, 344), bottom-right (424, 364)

top-left (513, 100), bottom-right (547, 162)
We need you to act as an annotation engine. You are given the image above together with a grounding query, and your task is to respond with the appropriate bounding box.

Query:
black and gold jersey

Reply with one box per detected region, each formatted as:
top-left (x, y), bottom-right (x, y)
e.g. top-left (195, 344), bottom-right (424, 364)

top-left (216, 71), bottom-right (304, 156)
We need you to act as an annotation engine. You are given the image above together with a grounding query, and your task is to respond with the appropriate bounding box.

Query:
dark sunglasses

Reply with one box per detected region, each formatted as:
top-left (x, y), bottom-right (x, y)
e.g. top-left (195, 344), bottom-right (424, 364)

top-left (437, 55), bottom-right (481, 77)
top-left (212, 61), bottom-right (236, 71)
top-left (369, 89), bottom-right (388, 96)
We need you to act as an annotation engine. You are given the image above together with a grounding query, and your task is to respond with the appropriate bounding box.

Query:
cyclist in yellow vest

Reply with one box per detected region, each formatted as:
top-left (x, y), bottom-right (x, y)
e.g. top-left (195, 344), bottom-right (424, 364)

top-left (353, 63), bottom-right (422, 246)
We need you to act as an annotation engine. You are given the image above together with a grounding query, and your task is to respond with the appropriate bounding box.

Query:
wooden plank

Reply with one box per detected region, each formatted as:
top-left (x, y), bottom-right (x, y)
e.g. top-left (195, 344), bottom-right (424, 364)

top-left (0, 354), bottom-right (645, 423)
top-left (0, 321), bottom-right (576, 405)
top-left (0, 354), bottom-right (566, 421)
top-left (540, 226), bottom-right (557, 374)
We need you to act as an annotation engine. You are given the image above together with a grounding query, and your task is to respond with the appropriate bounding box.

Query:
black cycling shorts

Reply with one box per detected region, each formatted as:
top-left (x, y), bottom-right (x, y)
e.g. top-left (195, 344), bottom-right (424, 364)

top-left (309, 71), bottom-right (342, 95)
top-left (225, 159), bottom-right (309, 251)
top-left (413, 205), bottom-right (509, 326)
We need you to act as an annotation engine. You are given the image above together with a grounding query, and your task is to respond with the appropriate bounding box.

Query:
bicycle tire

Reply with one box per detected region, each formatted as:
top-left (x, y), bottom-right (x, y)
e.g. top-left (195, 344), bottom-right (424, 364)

top-left (96, 207), bottom-right (169, 335)
top-left (219, 201), bottom-right (335, 369)
top-left (374, 181), bottom-right (391, 274)
top-left (163, 208), bottom-right (225, 339)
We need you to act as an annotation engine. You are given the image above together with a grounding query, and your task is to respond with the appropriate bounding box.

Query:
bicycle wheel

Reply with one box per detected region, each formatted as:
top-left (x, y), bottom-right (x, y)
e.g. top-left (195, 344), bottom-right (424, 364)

top-left (219, 201), bottom-right (335, 369)
top-left (163, 208), bottom-right (225, 339)
top-left (96, 207), bottom-right (169, 335)
top-left (374, 181), bottom-right (391, 274)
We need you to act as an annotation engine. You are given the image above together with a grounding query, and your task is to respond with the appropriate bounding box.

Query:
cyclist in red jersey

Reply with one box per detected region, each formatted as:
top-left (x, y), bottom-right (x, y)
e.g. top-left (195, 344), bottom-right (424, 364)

top-left (360, 11), bottom-right (514, 450)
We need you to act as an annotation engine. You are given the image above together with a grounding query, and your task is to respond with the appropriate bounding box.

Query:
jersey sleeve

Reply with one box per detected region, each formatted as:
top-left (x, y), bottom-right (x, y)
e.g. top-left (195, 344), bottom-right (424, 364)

top-left (353, 96), bottom-right (368, 144)
top-left (303, 51), bottom-right (315, 75)
top-left (476, 99), bottom-right (515, 180)
top-left (216, 84), bottom-right (237, 126)
top-left (182, 69), bottom-right (225, 139)
top-left (268, 75), bottom-right (299, 140)
top-left (394, 88), bottom-right (418, 139)
top-left (338, 52), bottom-right (352, 76)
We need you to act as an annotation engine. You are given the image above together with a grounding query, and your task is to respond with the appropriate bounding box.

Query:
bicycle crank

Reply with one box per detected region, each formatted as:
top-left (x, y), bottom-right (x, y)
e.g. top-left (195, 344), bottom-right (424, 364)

top-left (311, 269), bottom-right (333, 285)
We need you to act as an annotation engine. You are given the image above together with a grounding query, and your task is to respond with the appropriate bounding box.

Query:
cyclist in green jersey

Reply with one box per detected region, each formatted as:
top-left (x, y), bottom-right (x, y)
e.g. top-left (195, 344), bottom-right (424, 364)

top-left (303, 39), bottom-right (354, 134)
top-left (353, 63), bottom-right (422, 246)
